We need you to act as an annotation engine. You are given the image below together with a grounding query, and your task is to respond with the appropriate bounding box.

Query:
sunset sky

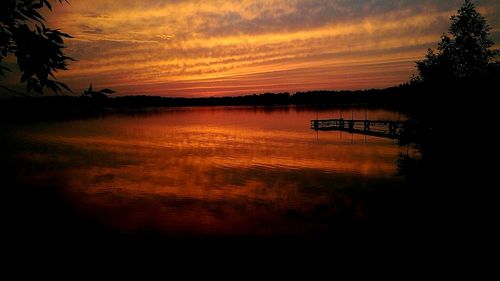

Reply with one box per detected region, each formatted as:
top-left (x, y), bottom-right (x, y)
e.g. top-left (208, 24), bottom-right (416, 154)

top-left (7, 0), bottom-right (500, 96)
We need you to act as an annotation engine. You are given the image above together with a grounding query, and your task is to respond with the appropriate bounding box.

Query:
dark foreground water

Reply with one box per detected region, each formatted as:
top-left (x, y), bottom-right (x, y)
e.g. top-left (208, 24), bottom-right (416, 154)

top-left (2, 106), bottom-right (421, 261)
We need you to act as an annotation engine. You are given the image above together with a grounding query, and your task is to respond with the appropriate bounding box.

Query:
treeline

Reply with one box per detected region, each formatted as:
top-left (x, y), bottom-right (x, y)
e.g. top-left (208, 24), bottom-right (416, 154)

top-left (111, 92), bottom-right (292, 107)
top-left (0, 86), bottom-right (423, 120)
top-left (107, 85), bottom-right (418, 107)
top-left (0, 87), bottom-right (414, 108)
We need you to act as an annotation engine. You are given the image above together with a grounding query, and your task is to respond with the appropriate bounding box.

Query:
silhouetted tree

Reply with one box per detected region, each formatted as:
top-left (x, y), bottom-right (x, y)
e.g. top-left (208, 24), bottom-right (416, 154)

top-left (82, 83), bottom-right (115, 99)
top-left (0, 0), bottom-right (73, 94)
top-left (416, 0), bottom-right (498, 82)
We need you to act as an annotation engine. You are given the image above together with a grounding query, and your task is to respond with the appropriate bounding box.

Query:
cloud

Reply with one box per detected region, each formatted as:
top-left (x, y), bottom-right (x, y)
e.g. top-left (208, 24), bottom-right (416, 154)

top-left (40, 0), bottom-right (500, 96)
top-left (79, 24), bottom-right (104, 34)
top-left (82, 12), bottom-right (110, 19)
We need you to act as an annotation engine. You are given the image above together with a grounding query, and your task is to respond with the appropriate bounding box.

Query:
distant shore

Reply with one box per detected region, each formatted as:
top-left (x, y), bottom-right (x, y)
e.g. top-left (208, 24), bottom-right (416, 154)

top-left (0, 85), bottom-right (421, 120)
top-left (0, 75), bottom-right (496, 122)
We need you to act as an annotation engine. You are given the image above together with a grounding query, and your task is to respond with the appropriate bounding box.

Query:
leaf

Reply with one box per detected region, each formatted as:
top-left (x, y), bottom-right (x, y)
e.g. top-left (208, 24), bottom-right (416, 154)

top-left (61, 55), bottom-right (76, 61)
top-left (57, 81), bottom-right (72, 92)
top-left (43, 0), bottom-right (53, 10)
top-left (31, 10), bottom-right (45, 22)
top-left (58, 31), bottom-right (73, 38)
top-left (46, 80), bottom-right (60, 93)
top-left (22, 9), bottom-right (45, 23)
top-left (31, 2), bottom-right (43, 9)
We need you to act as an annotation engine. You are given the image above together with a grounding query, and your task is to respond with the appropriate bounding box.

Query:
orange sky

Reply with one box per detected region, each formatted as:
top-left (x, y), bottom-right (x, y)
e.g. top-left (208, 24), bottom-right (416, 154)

top-left (17, 0), bottom-right (500, 96)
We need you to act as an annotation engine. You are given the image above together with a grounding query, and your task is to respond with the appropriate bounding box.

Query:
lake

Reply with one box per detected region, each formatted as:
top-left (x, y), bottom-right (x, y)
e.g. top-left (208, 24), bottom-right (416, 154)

top-left (2, 106), bottom-right (415, 250)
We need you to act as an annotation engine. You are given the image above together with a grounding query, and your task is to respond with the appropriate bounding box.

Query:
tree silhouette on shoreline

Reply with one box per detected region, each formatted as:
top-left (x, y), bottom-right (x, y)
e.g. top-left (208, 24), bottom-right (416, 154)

top-left (416, 0), bottom-right (498, 82)
top-left (1, 0), bottom-right (73, 94)
top-left (398, 1), bottom-right (499, 187)
top-left (82, 83), bottom-right (115, 98)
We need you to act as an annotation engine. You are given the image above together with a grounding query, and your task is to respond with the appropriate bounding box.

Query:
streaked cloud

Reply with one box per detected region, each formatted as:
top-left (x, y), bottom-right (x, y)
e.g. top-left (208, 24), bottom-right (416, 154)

top-left (36, 0), bottom-right (500, 96)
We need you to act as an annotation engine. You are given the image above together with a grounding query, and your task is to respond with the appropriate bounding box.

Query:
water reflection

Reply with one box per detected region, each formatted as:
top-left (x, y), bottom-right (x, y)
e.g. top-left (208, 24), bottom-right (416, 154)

top-left (3, 106), bottom-right (408, 238)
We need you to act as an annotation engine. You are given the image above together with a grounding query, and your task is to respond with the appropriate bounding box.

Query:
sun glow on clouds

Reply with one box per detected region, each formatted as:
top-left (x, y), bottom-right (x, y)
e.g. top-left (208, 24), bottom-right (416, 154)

top-left (44, 0), bottom-right (500, 97)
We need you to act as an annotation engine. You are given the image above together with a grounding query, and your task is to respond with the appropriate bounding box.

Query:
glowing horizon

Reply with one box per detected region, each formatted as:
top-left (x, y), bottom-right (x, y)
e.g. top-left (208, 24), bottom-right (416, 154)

top-left (10, 0), bottom-right (500, 97)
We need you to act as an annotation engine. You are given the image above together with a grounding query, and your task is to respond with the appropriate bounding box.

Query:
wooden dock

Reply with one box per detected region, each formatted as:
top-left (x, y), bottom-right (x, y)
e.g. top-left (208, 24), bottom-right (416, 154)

top-left (311, 119), bottom-right (405, 139)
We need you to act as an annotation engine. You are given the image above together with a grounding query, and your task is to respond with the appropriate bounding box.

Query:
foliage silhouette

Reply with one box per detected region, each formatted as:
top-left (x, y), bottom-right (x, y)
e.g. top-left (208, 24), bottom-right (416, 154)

top-left (396, 1), bottom-right (499, 229)
top-left (82, 83), bottom-right (115, 99)
top-left (0, 0), bottom-right (74, 94)
top-left (416, 0), bottom-right (498, 82)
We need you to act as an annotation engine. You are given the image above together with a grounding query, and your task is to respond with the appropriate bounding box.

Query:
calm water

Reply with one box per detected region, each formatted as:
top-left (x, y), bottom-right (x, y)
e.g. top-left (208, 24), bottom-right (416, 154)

top-left (2, 106), bottom-right (409, 239)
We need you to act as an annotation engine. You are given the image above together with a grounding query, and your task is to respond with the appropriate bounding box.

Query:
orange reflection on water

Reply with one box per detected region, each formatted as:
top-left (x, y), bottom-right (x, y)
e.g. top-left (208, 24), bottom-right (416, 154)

top-left (12, 106), bottom-right (407, 237)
